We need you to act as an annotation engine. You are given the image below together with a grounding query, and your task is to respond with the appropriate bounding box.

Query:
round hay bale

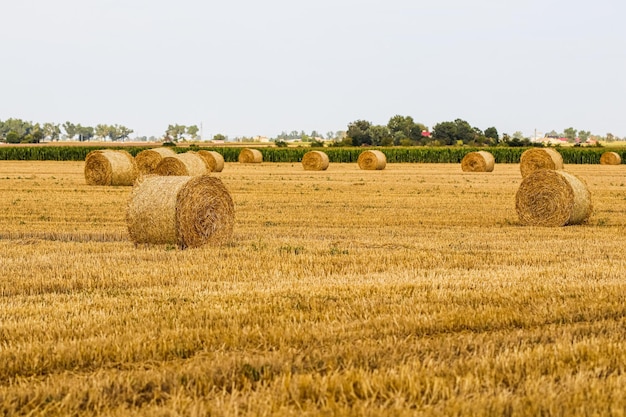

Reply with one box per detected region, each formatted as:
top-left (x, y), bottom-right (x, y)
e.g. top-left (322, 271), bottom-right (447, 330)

top-left (461, 151), bottom-right (495, 172)
top-left (519, 148), bottom-right (564, 178)
top-left (198, 150), bottom-right (225, 172)
top-left (238, 148), bottom-right (263, 163)
top-left (515, 169), bottom-right (592, 227)
top-left (154, 152), bottom-right (209, 176)
top-left (357, 150), bottom-right (386, 170)
top-left (127, 175), bottom-right (234, 248)
top-left (301, 150), bottom-right (329, 171)
top-left (600, 151), bottom-right (621, 165)
top-left (135, 147), bottom-right (177, 174)
top-left (84, 149), bottom-right (138, 186)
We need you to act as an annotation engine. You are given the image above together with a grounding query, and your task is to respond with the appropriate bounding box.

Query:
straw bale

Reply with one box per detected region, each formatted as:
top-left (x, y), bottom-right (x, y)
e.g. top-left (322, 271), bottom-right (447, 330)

top-left (302, 150), bottom-right (330, 171)
top-left (238, 148), bottom-right (263, 163)
top-left (135, 147), bottom-right (177, 174)
top-left (84, 149), bottom-right (138, 186)
top-left (461, 151), bottom-right (495, 172)
top-left (600, 151), bottom-right (621, 165)
top-left (519, 148), bottom-right (564, 178)
top-left (127, 175), bottom-right (234, 248)
top-left (515, 169), bottom-right (592, 226)
top-left (198, 150), bottom-right (225, 172)
top-left (154, 152), bottom-right (209, 176)
top-left (357, 150), bottom-right (386, 170)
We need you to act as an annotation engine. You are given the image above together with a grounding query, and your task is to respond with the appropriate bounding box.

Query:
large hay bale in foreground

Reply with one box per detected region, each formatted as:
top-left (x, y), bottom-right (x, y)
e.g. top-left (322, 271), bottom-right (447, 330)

top-left (238, 148), bottom-right (263, 163)
top-left (515, 169), bottom-right (592, 226)
top-left (154, 152), bottom-right (208, 176)
top-left (198, 150), bottom-right (225, 172)
top-left (302, 150), bottom-right (329, 171)
top-left (84, 150), bottom-right (138, 186)
top-left (600, 151), bottom-right (621, 165)
top-left (357, 150), bottom-right (386, 170)
top-left (135, 147), bottom-right (177, 174)
top-left (127, 175), bottom-right (234, 248)
top-left (461, 151), bottom-right (495, 172)
top-left (519, 148), bottom-right (563, 178)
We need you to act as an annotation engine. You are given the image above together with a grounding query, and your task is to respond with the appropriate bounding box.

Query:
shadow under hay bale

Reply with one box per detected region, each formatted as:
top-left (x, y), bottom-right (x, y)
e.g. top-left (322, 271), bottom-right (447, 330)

top-left (127, 175), bottom-right (235, 249)
top-left (600, 151), bottom-right (621, 165)
top-left (302, 150), bottom-right (329, 171)
top-left (515, 169), bottom-right (592, 227)
top-left (519, 148), bottom-right (563, 178)
top-left (84, 149), bottom-right (138, 186)
top-left (198, 150), bottom-right (225, 172)
top-left (357, 150), bottom-right (386, 170)
top-left (135, 147), bottom-right (177, 174)
top-left (154, 152), bottom-right (208, 176)
top-left (461, 151), bottom-right (495, 172)
top-left (238, 148), bottom-right (263, 163)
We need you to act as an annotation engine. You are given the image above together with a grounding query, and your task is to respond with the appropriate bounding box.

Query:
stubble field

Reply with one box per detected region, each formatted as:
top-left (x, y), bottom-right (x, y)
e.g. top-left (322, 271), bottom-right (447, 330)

top-left (0, 160), bottom-right (625, 416)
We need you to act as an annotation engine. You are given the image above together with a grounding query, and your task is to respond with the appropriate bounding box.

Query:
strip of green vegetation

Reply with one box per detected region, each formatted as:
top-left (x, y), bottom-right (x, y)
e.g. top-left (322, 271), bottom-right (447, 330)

top-left (0, 145), bottom-right (620, 164)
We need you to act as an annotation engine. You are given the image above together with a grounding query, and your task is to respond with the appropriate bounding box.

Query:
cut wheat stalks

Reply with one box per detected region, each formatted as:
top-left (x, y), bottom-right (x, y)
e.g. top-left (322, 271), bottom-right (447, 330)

top-left (301, 151), bottom-right (330, 171)
top-left (154, 152), bottom-right (209, 176)
top-left (600, 151), bottom-right (621, 165)
top-left (84, 149), bottom-right (138, 186)
top-left (127, 175), bottom-right (235, 248)
top-left (198, 150), bottom-right (225, 172)
top-left (461, 151), bottom-right (495, 172)
top-left (238, 148), bottom-right (263, 163)
top-left (357, 150), bottom-right (386, 170)
top-left (519, 148), bottom-right (564, 178)
top-left (134, 147), bottom-right (177, 174)
top-left (515, 169), bottom-right (592, 226)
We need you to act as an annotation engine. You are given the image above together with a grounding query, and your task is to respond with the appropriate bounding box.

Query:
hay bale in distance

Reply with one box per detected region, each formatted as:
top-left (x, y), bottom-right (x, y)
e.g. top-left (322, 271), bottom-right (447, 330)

top-left (600, 151), bottom-right (621, 165)
top-left (126, 175), bottom-right (235, 248)
top-left (135, 147), bottom-right (177, 174)
top-left (461, 151), bottom-right (495, 172)
top-left (519, 148), bottom-right (564, 178)
top-left (84, 149), bottom-right (138, 186)
top-left (198, 150), bottom-right (225, 172)
top-left (238, 148), bottom-right (263, 163)
top-left (301, 150), bottom-right (330, 171)
top-left (154, 152), bottom-right (209, 176)
top-left (515, 169), bottom-right (592, 227)
top-left (357, 150), bottom-right (386, 170)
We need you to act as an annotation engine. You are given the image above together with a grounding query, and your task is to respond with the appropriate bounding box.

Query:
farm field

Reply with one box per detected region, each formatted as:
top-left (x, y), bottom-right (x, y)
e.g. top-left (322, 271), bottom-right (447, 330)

top-left (1, 160), bottom-right (626, 416)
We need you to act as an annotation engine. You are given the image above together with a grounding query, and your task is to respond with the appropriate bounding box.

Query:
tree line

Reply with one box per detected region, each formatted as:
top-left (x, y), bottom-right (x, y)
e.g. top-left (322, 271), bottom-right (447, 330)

top-left (0, 119), bottom-right (134, 143)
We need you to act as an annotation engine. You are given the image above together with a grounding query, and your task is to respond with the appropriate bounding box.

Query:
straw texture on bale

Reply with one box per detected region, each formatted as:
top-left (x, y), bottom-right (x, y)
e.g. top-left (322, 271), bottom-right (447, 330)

top-left (198, 150), bottom-right (225, 172)
top-left (127, 175), bottom-right (234, 248)
top-left (238, 148), bottom-right (263, 163)
top-left (301, 151), bottom-right (330, 171)
top-left (84, 149), bottom-right (138, 186)
top-left (357, 150), bottom-right (386, 170)
top-left (519, 148), bottom-right (564, 178)
top-left (515, 169), bottom-right (592, 227)
top-left (154, 152), bottom-right (209, 176)
top-left (135, 147), bottom-right (177, 174)
top-left (600, 151), bottom-right (621, 165)
top-left (461, 151), bottom-right (495, 172)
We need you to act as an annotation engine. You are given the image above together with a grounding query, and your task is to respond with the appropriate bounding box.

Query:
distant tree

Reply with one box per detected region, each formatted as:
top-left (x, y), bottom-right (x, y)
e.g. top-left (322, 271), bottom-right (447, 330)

top-left (76, 125), bottom-right (94, 141)
top-left (166, 124), bottom-right (186, 142)
top-left (484, 126), bottom-right (499, 142)
top-left (605, 133), bottom-right (615, 142)
top-left (346, 120), bottom-right (372, 146)
top-left (213, 133), bottom-right (227, 141)
top-left (274, 140), bottom-right (288, 147)
top-left (63, 121), bottom-right (78, 140)
top-left (578, 130), bottom-right (591, 142)
top-left (512, 131), bottom-right (525, 140)
top-left (367, 125), bottom-right (392, 146)
top-left (42, 122), bottom-right (61, 141)
top-left (5, 131), bottom-right (21, 143)
top-left (95, 124), bottom-right (111, 141)
top-left (187, 125), bottom-right (199, 139)
top-left (432, 119), bottom-right (476, 145)
top-left (563, 127), bottom-right (577, 142)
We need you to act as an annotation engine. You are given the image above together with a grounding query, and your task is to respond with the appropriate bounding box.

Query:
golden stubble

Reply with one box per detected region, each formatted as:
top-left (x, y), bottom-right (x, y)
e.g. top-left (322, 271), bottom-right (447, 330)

top-left (0, 160), bottom-right (625, 416)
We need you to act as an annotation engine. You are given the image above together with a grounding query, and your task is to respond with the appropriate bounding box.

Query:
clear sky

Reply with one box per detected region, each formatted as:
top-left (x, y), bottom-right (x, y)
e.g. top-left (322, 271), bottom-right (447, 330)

top-left (1, 0), bottom-right (624, 139)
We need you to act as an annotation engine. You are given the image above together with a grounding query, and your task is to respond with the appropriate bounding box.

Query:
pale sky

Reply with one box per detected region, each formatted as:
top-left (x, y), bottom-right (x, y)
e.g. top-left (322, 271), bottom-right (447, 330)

top-left (1, 0), bottom-right (624, 139)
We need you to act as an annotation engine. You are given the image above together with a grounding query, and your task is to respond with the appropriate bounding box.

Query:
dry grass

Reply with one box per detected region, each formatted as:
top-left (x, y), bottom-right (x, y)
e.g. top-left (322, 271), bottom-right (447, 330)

top-left (1, 161), bottom-right (626, 416)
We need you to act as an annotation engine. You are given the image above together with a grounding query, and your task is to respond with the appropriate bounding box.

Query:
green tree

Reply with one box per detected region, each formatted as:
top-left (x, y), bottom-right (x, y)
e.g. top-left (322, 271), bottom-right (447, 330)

top-left (346, 120), bottom-right (372, 146)
top-left (432, 119), bottom-right (476, 145)
top-left (95, 124), bottom-right (111, 141)
top-left (76, 125), bottom-right (94, 142)
top-left (109, 125), bottom-right (133, 141)
top-left (43, 123), bottom-right (61, 141)
top-left (578, 130), bottom-right (591, 142)
top-left (213, 133), bottom-right (227, 141)
top-left (563, 127), bottom-right (577, 142)
top-left (484, 126), bottom-right (499, 142)
top-left (367, 125), bottom-right (392, 146)
top-left (187, 125), bottom-right (199, 139)
top-left (166, 124), bottom-right (186, 142)
top-left (63, 121), bottom-right (78, 140)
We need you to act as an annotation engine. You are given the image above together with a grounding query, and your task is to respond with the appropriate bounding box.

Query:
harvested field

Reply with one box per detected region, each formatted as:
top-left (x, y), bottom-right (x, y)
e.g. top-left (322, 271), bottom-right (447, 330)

top-left (1, 161), bottom-right (626, 416)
